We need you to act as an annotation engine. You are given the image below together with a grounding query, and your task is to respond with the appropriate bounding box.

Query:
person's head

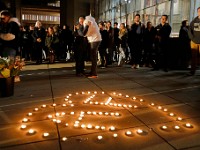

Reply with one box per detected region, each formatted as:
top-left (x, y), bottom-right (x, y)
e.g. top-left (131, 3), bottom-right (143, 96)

top-left (63, 25), bottom-right (66, 29)
top-left (79, 16), bottom-right (85, 25)
top-left (147, 21), bottom-right (152, 29)
top-left (161, 15), bottom-right (168, 24)
top-left (98, 22), bottom-right (104, 29)
top-left (48, 26), bottom-right (54, 35)
top-left (120, 23), bottom-right (126, 30)
top-left (114, 22), bottom-right (118, 28)
top-left (198, 7), bottom-right (200, 17)
top-left (107, 21), bottom-right (112, 28)
top-left (35, 20), bottom-right (42, 28)
top-left (181, 20), bottom-right (189, 27)
top-left (134, 14), bottom-right (140, 23)
top-left (0, 10), bottom-right (11, 23)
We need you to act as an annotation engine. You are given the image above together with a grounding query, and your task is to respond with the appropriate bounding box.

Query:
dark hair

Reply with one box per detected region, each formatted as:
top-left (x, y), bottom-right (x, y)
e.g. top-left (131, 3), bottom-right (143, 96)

top-left (146, 21), bottom-right (152, 26)
top-left (198, 7), bottom-right (200, 11)
top-left (99, 21), bottom-right (104, 27)
top-left (114, 22), bottom-right (118, 25)
top-left (162, 15), bottom-right (168, 20)
top-left (107, 21), bottom-right (111, 24)
top-left (120, 23), bottom-right (125, 28)
top-left (0, 10), bottom-right (10, 17)
top-left (135, 14), bottom-right (140, 18)
top-left (181, 20), bottom-right (188, 27)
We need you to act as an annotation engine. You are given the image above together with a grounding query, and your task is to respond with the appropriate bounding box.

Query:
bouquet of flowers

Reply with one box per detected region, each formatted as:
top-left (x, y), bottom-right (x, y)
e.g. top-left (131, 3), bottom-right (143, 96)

top-left (0, 56), bottom-right (25, 78)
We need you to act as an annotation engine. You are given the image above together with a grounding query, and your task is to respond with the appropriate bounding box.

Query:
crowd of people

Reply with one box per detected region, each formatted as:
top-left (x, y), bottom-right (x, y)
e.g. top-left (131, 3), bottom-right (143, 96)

top-left (0, 6), bottom-right (200, 78)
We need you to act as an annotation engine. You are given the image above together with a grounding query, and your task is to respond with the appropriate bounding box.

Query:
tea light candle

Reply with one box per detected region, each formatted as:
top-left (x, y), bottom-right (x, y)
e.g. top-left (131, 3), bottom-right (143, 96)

top-left (22, 118), bottom-right (28, 122)
top-left (99, 112), bottom-right (103, 115)
top-left (78, 117), bottom-right (82, 120)
top-left (75, 121), bottom-right (79, 124)
top-left (61, 112), bottom-right (66, 116)
top-left (110, 126), bottom-right (115, 131)
top-left (71, 104), bottom-right (74, 107)
top-left (88, 91), bottom-right (91, 94)
top-left (62, 104), bottom-right (67, 107)
top-left (105, 112), bottom-right (109, 115)
top-left (66, 96), bottom-right (69, 98)
top-left (186, 123), bottom-right (192, 128)
top-left (114, 104), bottom-right (117, 107)
top-left (52, 104), bottom-right (56, 107)
top-left (162, 125), bottom-right (167, 130)
top-left (70, 112), bottom-right (75, 115)
top-left (82, 92), bottom-right (85, 94)
top-left (100, 102), bottom-right (104, 105)
top-left (113, 92), bottom-right (116, 95)
top-left (81, 124), bottom-right (86, 128)
top-left (109, 103), bottom-right (113, 106)
top-left (48, 115), bottom-right (53, 119)
top-left (113, 133), bottom-right (118, 138)
top-left (151, 103), bottom-right (155, 106)
top-left (158, 106), bottom-right (162, 110)
top-left (95, 126), bottom-right (100, 129)
top-left (177, 117), bottom-right (182, 121)
top-left (21, 124), bottom-right (27, 129)
top-left (115, 113), bottom-right (120, 116)
top-left (56, 113), bottom-right (60, 117)
top-left (140, 99), bottom-right (143, 102)
top-left (102, 91), bottom-right (105, 94)
top-left (101, 126), bottom-right (106, 130)
top-left (68, 101), bottom-right (72, 104)
top-left (118, 104), bottom-right (122, 107)
top-left (42, 104), bottom-right (46, 108)
top-left (128, 105), bottom-right (132, 108)
top-left (87, 111), bottom-right (92, 115)
top-left (34, 108), bottom-right (39, 111)
top-left (93, 112), bottom-right (97, 115)
top-left (169, 113), bottom-right (174, 116)
top-left (52, 119), bottom-right (57, 122)
top-left (123, 105), bottom-right (127, 108)
top-left (97, 135), bottom-right (103, 140)
top-left (126, 131), bottom-right (132, 135)
top-left (28, 129), bottom-right (35, 134)
top-left (137, 129), bottom-right (143, 134)
top-left (76, 92), bottom-right (79, 95)
top-left (69, 94), bottom-right (72, 96)
top-left (43, 133), bottom-right (49, 137)
top-left (28, 112), bottom-right (32, 116)
top-left (133, 97), bottom-right (136, 100)
top-left (110, 112), bottom-right (114, 116)
top-left (95, 102), bottom-right (99, 105)
top-left (56, 120), bottom-right (61, 124)
top-left (94, 91), bottom-right (97, 94)
top-left (163, 108), bottom-right (168, 112)
top-left (175, 126), bottom-right (180, 130)
top-left (134, 105), bottom-right (138, 108)
top-left (87, 124), bottom-right (92, 129)
top-left (74, 124), bottom-right (79, 128)
top-left (126, 95), bottom-right (129, 97)
top-left (62, 137), bottom-right (67, 141)
top-left (65, 99), bottom-right (68, 101)
top-left (119, 93), bottom-right (122, 96)
top-left (65, 123), bottom-right (69, 127)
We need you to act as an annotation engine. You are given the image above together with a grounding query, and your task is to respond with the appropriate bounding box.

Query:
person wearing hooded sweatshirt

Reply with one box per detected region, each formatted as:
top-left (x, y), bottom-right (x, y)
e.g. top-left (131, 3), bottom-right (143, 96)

top-left (0, 10), bottom-right (20, 57)
top-left (188, 7), bottom-right (200, 75)
top-left (83, 15), bottom-right (102, 78)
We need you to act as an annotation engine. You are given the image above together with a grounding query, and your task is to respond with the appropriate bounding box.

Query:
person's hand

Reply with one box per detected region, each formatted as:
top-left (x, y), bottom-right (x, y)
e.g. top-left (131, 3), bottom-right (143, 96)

top-left (37, 38), bottom-right (41, 42)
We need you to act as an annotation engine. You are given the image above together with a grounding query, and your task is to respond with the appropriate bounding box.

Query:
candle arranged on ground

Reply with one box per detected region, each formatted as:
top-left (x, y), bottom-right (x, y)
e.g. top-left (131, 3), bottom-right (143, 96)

top-left (21, 125), bottom-right (27, 129)
top-left (28, 129), bottom-right (35, 134)
top-left (43, 133), bottom-right (49, 137)
top-left (97, 135), bottom-right (103, 140)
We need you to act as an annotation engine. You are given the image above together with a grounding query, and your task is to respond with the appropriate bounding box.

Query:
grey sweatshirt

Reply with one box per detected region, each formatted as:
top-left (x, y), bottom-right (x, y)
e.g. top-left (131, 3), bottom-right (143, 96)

top-left (188, 16), bottom-right (200, 44)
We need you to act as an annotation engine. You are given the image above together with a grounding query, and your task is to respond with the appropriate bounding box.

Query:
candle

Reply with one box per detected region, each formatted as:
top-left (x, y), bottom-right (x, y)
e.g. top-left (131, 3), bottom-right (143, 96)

top-left (62, 104), bottom-right (67, 107)
top-left (70, 112), bottom-right (75, 115)
top-left (100, 102), bottom-right (104, 105)
top-left (42, 104), bottom-right (46, 108)
top-left (95, 126), bottom-right (100, 129)
top-left (158, 106), bottom-right (162, 110)
top-left (81, 124), bottom-right (86, 128)
top-left (123, 105), bottom-right (127, 108)
top-left (97, 135), bottom-right (103, 140)
top-left (43, 133), bottom-right (49, 137)
top-left (134, 105), bottom-right (138, 108)
top-left (140, 99), bottom-right (144, 102)
top-left (169, 113), bottom-right (174, 116)
top-left (105, 112), bottom-right (109, 115)
top-left (69, 94), bottom-right (72, 96)
top-left (95, 102), bottom-right (99, 105)
top-left (88, 91), bottom-right (91, 94)
top-left (52, 119), bottom-right (57, 122)
top-left (71, 104), bottom-right (74, 107)
top-left (21, 124), bottom-right (27, 129)
top-left (87, 111), bottom-right (92, 115)
top-left (119, 93), bottom-right (122, 96)
top-left (65, 123), bottom-right (69, 127)
top-left (28, 129), bottom-right (35, 134)
top-left (177, 117), bottom-right (182, 121)
top-left (62, 137), bottom-right (68, 141)
top-left (56, 113), bottom-right (60, 117)
top-left (113, 133), bottom-right (118, 138)
top-left (115, 113), bottom-right (120, 116)
top-left (87, 124), bottom-right (92, 129)
top-left (128, 105), bottom-right (132, 108)
top-left (78, 117), bottom-right (82, 120)
top-left (93, 112), bottom-right (97, 115)
top-left (114, 104), bottom-right (117, 107)
top-left (113, 92), bottom-right (116, 95)
top-left (110, 126), bottom-right (115, 131)
top-left (109, 103), bottom-right (113, 106)
top-left (99, 112), bottom-right (103, 115)
top-left (101, 126), bottom-right (106, 130)
top-left (76, 92), bottom-right (79, 95)
top-left (52, 103), bottom-right (56, 107)
top-left (68, 101), bottom-right (72, 104)
top-left (56, 120), bottom-right (61, 124)
top-left (186, 123), bottom-right (192, 128)
top-left (66, 96), bottom-right (69, 98)
top-left (110, 112), bottom-right (114, 116)
top-left (162, 125), bottom-right (167, 130)
top-left (126, 131), bottom-right (132, 135)
top-left (151, 103), bottom-right (155, 106)
top-left (82, 92), bottom-right (85, 94)
top-left (74, 124), bottom-right (79, 128)
top-left (28, 112), bottom-right (32, 116)
top-left (174, 126), bottom-right (180, 130)
top-left (75, 121), bottom-right (79, 124)
top-left (118, 104), bottom-right (122, 107)
top-left (94, 91), bottom-right (97, 94)
top-left (133, 97), bottom-right (136, 100)
top-left (126, 95), bottom-right (129, 98)
top-left (22, 118), bottom-right (28, 122)
top-left (137, 129), bottom-right (143, 134)
top-left (102, 91), bottom-right (105, 94)
top-left (61, 112), bottom-right (66, 116)
top-left (34, 108), bottom-right (39, 111)
top-left (48, 115), bottom-right (53, 119)
top-left (89, 102), bottom-right (93, 104)
top-left (163, 108), bottom-right (168, 112)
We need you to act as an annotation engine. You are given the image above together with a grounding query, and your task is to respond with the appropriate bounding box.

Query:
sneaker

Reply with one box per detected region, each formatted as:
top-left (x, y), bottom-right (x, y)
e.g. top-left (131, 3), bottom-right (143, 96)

top-left (87, 75), bottom-right (98, 78)
top-left (135, 64), bottom-right (139, 69)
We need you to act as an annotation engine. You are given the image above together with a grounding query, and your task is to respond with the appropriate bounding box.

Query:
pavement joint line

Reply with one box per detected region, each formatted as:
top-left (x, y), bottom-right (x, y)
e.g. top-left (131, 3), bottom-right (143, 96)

top-left (0, 108), bottom-right (12, 124)
top-left (178, 145), bottom-right (200, 150)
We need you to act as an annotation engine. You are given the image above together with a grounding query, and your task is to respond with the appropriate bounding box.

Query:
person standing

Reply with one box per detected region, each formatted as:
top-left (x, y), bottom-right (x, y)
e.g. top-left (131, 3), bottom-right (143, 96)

top-left (0, 10), bottom-right (20, 57)
top-left (188, 7), bottom-right (200, 75)
top-left (83, 15), bottom-right (102, 78)
top-left (74, 16), bottom-right (88, 76)
top-left (32, 21), bottom-right (46, 64)
top-left (129, 14), bottom-right (145, 69)
top-left (154, 15), bottom-right (171, 72)
top-left (106, 21), bottom-right (114, 65)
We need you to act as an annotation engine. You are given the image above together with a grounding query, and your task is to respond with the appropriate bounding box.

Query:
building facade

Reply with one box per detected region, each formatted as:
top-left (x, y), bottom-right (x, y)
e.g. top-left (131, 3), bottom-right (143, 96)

top-left (95, 0), bottom-right (200, 35)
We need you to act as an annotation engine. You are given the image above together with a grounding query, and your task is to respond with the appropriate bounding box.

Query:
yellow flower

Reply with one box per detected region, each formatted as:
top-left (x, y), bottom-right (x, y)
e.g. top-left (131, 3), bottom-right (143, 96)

top-left (1, 68), bottom-right (10, 78)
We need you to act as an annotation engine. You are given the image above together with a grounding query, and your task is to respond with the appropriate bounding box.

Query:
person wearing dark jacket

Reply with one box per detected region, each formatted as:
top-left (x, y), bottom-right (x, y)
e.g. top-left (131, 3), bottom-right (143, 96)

top-left (0, 10), bottom-right (20, 57)
top-left (32, 21), bottom-right (46, 64)
top-left (179, 20), bottom-right (191, 69)
top-left (74, 16), bottom-right (88, 76)
top-left (98, 22), bottom-right (108, 68)
top-left (188, 7), bottom-right (200, 75)
top-left (129, 14), bottom-right (145, 69)
top-left (153, 15), bottom-right (171, 72)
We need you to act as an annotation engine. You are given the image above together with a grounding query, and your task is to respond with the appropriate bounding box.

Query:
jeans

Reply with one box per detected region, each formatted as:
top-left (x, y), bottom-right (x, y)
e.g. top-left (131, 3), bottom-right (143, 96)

top-left (90, 41), bottom-right (101, 76)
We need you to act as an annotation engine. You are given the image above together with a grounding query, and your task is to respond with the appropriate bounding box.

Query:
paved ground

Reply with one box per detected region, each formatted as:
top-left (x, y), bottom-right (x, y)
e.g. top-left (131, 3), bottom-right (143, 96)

top-left (0, 62), bottom-right (200, 150)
